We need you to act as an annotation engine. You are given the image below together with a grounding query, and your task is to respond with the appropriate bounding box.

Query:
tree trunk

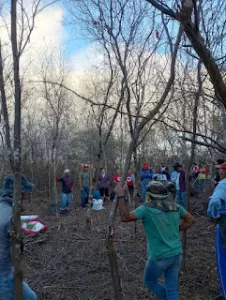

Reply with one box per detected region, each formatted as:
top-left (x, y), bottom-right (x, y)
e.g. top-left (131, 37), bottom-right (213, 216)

top-left (52, 152), bottom-right (58, 218)
top-left (132, 148), bottom-right (139, 239)
top-left (145, 1), bottom-right (226, 108)
top-left (183, 25), bottom-right (226, 108)
top-left (11, 0), bottom-right (23, 299)
top-left (0, 40), bottom-right (13, 170)
top-left (181, 61), bottom-right (201, 271)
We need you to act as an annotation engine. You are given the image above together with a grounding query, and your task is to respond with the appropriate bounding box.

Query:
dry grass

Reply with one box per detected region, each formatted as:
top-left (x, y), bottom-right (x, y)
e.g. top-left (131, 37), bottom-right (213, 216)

top-left (22, 195), bottom-right (219, 300)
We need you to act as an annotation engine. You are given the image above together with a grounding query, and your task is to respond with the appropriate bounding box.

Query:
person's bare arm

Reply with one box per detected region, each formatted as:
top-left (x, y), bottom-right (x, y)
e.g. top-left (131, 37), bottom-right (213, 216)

top-left (116, 185), bottom-right (137, 222)
top-left (180, 212), bottom-right (196, 231)
top-left (118, 197), bottom-right (137, 222)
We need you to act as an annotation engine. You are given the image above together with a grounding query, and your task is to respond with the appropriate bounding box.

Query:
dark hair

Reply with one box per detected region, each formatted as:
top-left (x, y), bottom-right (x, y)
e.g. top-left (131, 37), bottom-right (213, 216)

top-left (216, 159), bottom-right (224, 165)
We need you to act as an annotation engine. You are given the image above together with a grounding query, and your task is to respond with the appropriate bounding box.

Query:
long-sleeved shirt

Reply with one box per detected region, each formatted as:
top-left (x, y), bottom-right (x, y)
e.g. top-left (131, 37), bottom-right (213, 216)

top-left (158, 167), bottom-right (170, 181)
top-left (208, 178), bottom-right (226, 218)
top-left (140, 167), bottom-right (153, 182)
top-left (56, 176), bottom-right (74, 193)
top-left (176, 171), bottom-right (186, 192)
top-left (98, 174), bottom-right (109, 188)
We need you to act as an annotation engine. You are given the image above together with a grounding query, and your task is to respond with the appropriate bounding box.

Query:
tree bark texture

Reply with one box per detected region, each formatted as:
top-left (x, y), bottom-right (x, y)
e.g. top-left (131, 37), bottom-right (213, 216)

top-left (11, 0), bottom-right (23, 299)
top-left (181, 61), bottom-right (201, 271)
top-left (0, 40), bottom-right (13, 170)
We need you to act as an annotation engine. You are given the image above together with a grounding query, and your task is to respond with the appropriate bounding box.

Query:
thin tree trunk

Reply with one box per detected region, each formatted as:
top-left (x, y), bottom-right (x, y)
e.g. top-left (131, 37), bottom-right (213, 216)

top-left (11, 0), bottom-right (23, 299)
top-left (52, 151), bottom-right (58, 218)
top-left (132, 148), bottom-right (138, 239)
top-left (181, 61), bottom-right (201, 271)
top-left (0, 40), bottom-right (13, 170)
top-left (106, 26), bottom-right (182, 299)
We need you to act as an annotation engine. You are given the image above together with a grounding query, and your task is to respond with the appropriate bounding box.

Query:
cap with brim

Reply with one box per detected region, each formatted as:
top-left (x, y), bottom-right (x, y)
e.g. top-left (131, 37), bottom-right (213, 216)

top-left (144, 162), bottom-right (149, 169)
top-left (216, 162), bottom-right (226, 170)
top-left (64, 169), bottom-right (70, 173)
top-left (146, 181), bottom-right (168, 200)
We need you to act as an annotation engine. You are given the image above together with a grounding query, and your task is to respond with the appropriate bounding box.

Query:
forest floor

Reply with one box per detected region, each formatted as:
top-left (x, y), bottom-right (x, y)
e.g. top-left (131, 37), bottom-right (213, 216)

top-left (22, 194), bottom-right (219, 300)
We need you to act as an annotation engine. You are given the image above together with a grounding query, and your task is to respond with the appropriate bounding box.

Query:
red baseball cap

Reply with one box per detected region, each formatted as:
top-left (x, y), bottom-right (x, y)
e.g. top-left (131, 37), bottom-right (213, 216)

top-left (217, 162), bottom-right (226, 170)
top-left (82, 164), bottom-right (89, 168)
top-left (144, 162), bottom-right (149, 169)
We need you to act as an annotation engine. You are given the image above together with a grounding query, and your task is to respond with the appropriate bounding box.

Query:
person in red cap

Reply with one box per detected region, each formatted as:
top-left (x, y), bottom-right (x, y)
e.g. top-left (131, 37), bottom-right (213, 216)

top-left (140, 162), bottom-right (153, 202)
top-left (79, 164), bottom-right (92, 208)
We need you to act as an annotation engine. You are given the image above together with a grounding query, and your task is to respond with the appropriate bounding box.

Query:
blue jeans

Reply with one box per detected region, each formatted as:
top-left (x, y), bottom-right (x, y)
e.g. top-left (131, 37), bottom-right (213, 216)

top-left (142, 181), bottom-right (150, 203)
top-left (81, 187), bottom-right (90, 208)
top-left (60, 193), bottom-right (72, 209)
top-left (176, 191), bottom-right (186, 208)
top-left (144, 254), bottom-right (182, 300)
top-left (216, 225), bottom-right (226, 298)
top-left (0, 273), bottom-right (37, 300)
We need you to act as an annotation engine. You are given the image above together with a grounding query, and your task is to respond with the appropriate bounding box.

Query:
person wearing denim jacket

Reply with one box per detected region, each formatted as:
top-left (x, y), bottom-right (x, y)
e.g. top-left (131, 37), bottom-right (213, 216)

top-left (208, 162), bottom-right (226, 300)
top-left (0, 174), bottom-right (37, 300)
top-left (140, 162), bottom-right (153, 203)
top-left (174, 163), bottom-right (186, 208)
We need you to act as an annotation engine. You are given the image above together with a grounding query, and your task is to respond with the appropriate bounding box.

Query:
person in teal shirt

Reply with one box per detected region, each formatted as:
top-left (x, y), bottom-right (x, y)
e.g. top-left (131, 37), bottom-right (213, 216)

top-left (116, 181), bottom-right (195, 300)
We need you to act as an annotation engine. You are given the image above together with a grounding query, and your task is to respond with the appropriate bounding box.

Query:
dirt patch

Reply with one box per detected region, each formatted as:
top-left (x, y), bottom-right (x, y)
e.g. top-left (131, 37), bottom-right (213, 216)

top-left (22, 196), bottom-right (219, 300)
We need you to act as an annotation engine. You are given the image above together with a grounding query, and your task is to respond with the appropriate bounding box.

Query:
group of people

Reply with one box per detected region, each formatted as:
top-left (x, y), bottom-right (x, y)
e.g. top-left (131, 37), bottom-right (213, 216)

top-left (0, 158), bottom-right (226, 299)
top-left (55, 164), bottom-right (137, 213)
top-left (55, 161), bottom-right (213, 215)
top-left (116, 159), bottom-right (226, 300)
top-left (140, 162), bottom-right (186, 208)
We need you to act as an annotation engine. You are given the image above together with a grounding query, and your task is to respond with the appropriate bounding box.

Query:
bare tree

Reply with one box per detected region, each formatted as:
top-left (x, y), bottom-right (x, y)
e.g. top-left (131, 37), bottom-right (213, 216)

top-left (0, 1), bottom-right (60, 298)
top-left (145, 0), bottom-right (226, 108)
top-left (106, 25), bottom-right (183, 299)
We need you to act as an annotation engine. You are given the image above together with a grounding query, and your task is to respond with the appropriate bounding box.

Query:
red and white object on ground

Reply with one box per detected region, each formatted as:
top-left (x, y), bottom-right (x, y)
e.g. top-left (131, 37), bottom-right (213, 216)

top-left (22, 218), bottom-right (48, 235)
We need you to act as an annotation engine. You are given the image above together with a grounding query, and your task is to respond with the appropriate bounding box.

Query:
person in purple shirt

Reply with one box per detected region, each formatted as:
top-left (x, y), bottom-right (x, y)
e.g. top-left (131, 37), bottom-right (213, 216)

top-left (98, 168), bottom-right (109, 201)
top-left (173, 163), bottom-right (186, 208)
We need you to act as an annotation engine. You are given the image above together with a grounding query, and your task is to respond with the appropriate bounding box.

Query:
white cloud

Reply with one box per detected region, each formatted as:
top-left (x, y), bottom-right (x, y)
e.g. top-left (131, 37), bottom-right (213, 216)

top-left (0, 1), bottom-right (66, 71)
top-left (70, 43), bottom-right (104, 74)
